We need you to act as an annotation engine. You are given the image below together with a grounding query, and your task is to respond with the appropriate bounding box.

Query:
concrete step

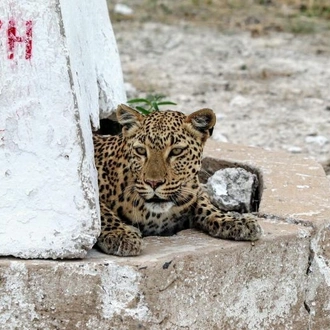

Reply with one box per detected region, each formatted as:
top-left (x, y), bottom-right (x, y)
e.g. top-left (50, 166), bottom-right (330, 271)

top-left (1, 140), bottom-right (330, 329)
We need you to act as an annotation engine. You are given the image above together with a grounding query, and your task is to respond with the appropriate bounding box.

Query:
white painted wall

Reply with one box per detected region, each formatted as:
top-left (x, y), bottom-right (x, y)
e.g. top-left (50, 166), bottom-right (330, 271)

top-left (0, 0), bottom-right (126, 258)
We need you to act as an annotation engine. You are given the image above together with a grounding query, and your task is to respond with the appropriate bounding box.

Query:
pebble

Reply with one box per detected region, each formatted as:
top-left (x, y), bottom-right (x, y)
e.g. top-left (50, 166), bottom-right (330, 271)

top-left (114, 4), bottom-right (133, 16)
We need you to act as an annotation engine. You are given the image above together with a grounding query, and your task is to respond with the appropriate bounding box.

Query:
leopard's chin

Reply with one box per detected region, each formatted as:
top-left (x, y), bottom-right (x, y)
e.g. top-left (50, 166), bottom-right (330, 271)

top-left (144, 200), bottom-right (174, 213)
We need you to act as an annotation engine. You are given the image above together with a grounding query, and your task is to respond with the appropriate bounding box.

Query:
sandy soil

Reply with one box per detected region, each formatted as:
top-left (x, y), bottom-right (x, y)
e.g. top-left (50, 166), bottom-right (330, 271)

top-left (110, 2), bottom-right (330, 172)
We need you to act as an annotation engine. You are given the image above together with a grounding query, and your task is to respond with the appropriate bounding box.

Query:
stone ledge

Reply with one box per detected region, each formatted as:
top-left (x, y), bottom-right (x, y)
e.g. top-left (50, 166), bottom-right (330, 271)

top-left (0, 225), bottom-right (312, 329)
top-left (1, 141), bottom-right (330, 329)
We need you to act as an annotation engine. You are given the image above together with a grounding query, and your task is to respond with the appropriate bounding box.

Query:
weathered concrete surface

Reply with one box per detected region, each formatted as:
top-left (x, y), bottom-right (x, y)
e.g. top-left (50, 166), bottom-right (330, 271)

top-left (0, 225), bottom-right (311, 330)
top-left (0, 141), bottom-right (330, 329)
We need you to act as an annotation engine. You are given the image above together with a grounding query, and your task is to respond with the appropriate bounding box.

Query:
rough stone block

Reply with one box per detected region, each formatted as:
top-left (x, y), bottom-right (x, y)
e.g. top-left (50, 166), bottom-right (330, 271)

top-left (0, 0), bottom-right (126, 258)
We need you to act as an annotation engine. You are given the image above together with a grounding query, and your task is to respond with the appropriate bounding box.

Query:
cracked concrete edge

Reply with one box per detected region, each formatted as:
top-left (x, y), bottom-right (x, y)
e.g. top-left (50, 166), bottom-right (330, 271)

top-left (304, 223), bottom-right (330, 329)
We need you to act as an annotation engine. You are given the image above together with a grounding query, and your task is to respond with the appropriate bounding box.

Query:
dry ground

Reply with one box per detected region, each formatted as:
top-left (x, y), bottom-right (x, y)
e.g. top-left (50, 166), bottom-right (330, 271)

top-left (108, 0), bottom-right (330, 173)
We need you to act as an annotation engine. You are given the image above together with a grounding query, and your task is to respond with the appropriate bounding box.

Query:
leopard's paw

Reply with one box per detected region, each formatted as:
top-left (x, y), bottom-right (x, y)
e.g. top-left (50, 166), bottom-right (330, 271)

top-left (97, 226), bottom-right (143, 256)
top-left (209, 213), bottom-right (262, 241)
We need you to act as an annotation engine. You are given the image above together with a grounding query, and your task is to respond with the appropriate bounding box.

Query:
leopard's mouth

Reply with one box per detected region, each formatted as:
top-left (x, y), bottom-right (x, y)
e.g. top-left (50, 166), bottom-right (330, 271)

top-left (145, 196), bottom-right (170, 204)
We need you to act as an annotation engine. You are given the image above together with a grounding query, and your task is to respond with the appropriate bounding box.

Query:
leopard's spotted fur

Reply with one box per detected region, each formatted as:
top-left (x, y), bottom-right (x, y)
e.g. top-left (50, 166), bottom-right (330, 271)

top-left (93, 105), bottom-right (262, 256)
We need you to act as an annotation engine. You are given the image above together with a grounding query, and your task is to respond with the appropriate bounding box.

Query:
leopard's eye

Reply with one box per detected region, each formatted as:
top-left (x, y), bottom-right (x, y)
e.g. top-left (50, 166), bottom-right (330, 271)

top-left (169, 147), bottom-right (185, 157)
top-left (135, 146), bottom-right (147, 156)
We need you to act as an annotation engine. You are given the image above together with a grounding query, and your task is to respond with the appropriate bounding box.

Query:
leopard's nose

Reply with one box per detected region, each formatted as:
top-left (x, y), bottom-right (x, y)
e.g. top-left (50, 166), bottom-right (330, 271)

top-left (144, 179), bottom-right (165, 190)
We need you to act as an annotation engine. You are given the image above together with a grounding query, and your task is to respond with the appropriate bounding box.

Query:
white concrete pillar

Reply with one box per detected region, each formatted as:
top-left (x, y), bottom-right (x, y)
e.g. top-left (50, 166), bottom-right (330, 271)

top-left (0, 0), bottom-right (126, 258)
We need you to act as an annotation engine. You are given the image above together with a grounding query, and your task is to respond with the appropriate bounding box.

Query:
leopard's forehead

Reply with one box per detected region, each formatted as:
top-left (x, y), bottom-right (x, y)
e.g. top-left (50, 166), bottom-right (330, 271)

top-left (137, 111), bottom-right (188, 148)
top-left (143, 110), bottom-right (185, 132)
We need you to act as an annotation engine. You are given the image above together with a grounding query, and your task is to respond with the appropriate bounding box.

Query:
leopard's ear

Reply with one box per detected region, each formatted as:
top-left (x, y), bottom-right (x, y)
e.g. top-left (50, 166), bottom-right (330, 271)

top-left (185, 108), bottom-right (216, 142)
top-left (116, 104), bottom-right (143, 137)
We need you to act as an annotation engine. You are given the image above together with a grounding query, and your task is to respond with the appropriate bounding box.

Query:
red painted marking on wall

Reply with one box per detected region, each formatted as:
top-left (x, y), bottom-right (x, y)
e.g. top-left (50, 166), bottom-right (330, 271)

top-left (7, 20), bottom-right (33, 60)
top-left (25, 21), bottom-right (33, 60)
top-left (0, 20), bottom-right (3, 30)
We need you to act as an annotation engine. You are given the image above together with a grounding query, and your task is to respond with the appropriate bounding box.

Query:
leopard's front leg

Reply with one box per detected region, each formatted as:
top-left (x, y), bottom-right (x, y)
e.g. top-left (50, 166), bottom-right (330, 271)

top-left (97, 202), bottom-right (143, 256)
top-left (193, 190), bottom-right (262, 241)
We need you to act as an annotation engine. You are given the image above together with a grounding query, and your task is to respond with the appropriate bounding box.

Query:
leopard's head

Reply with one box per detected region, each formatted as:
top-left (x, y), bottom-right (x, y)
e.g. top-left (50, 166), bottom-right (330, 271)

top-left (117, 104), bottom-right (216, 213)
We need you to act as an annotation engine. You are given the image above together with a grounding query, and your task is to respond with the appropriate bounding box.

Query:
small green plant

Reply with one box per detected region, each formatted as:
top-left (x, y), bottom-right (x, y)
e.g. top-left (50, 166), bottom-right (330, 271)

top-left (127, 94), bottom-right (177, 115)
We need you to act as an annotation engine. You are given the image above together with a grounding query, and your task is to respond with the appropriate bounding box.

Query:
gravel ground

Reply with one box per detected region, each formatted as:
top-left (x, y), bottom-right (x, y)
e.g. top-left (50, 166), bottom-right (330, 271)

top-left (111, 3), bottom-right (330, 173)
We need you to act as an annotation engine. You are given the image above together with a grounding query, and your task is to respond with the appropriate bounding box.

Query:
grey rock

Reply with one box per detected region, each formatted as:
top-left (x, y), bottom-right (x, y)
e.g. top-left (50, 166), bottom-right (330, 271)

top-left (206, 167), bottom-right (258, 213)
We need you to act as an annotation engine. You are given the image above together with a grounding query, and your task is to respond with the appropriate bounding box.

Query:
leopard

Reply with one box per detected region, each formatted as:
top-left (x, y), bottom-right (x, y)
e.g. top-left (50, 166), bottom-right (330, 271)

top-left (93, 104), bottom-right (262, 256)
